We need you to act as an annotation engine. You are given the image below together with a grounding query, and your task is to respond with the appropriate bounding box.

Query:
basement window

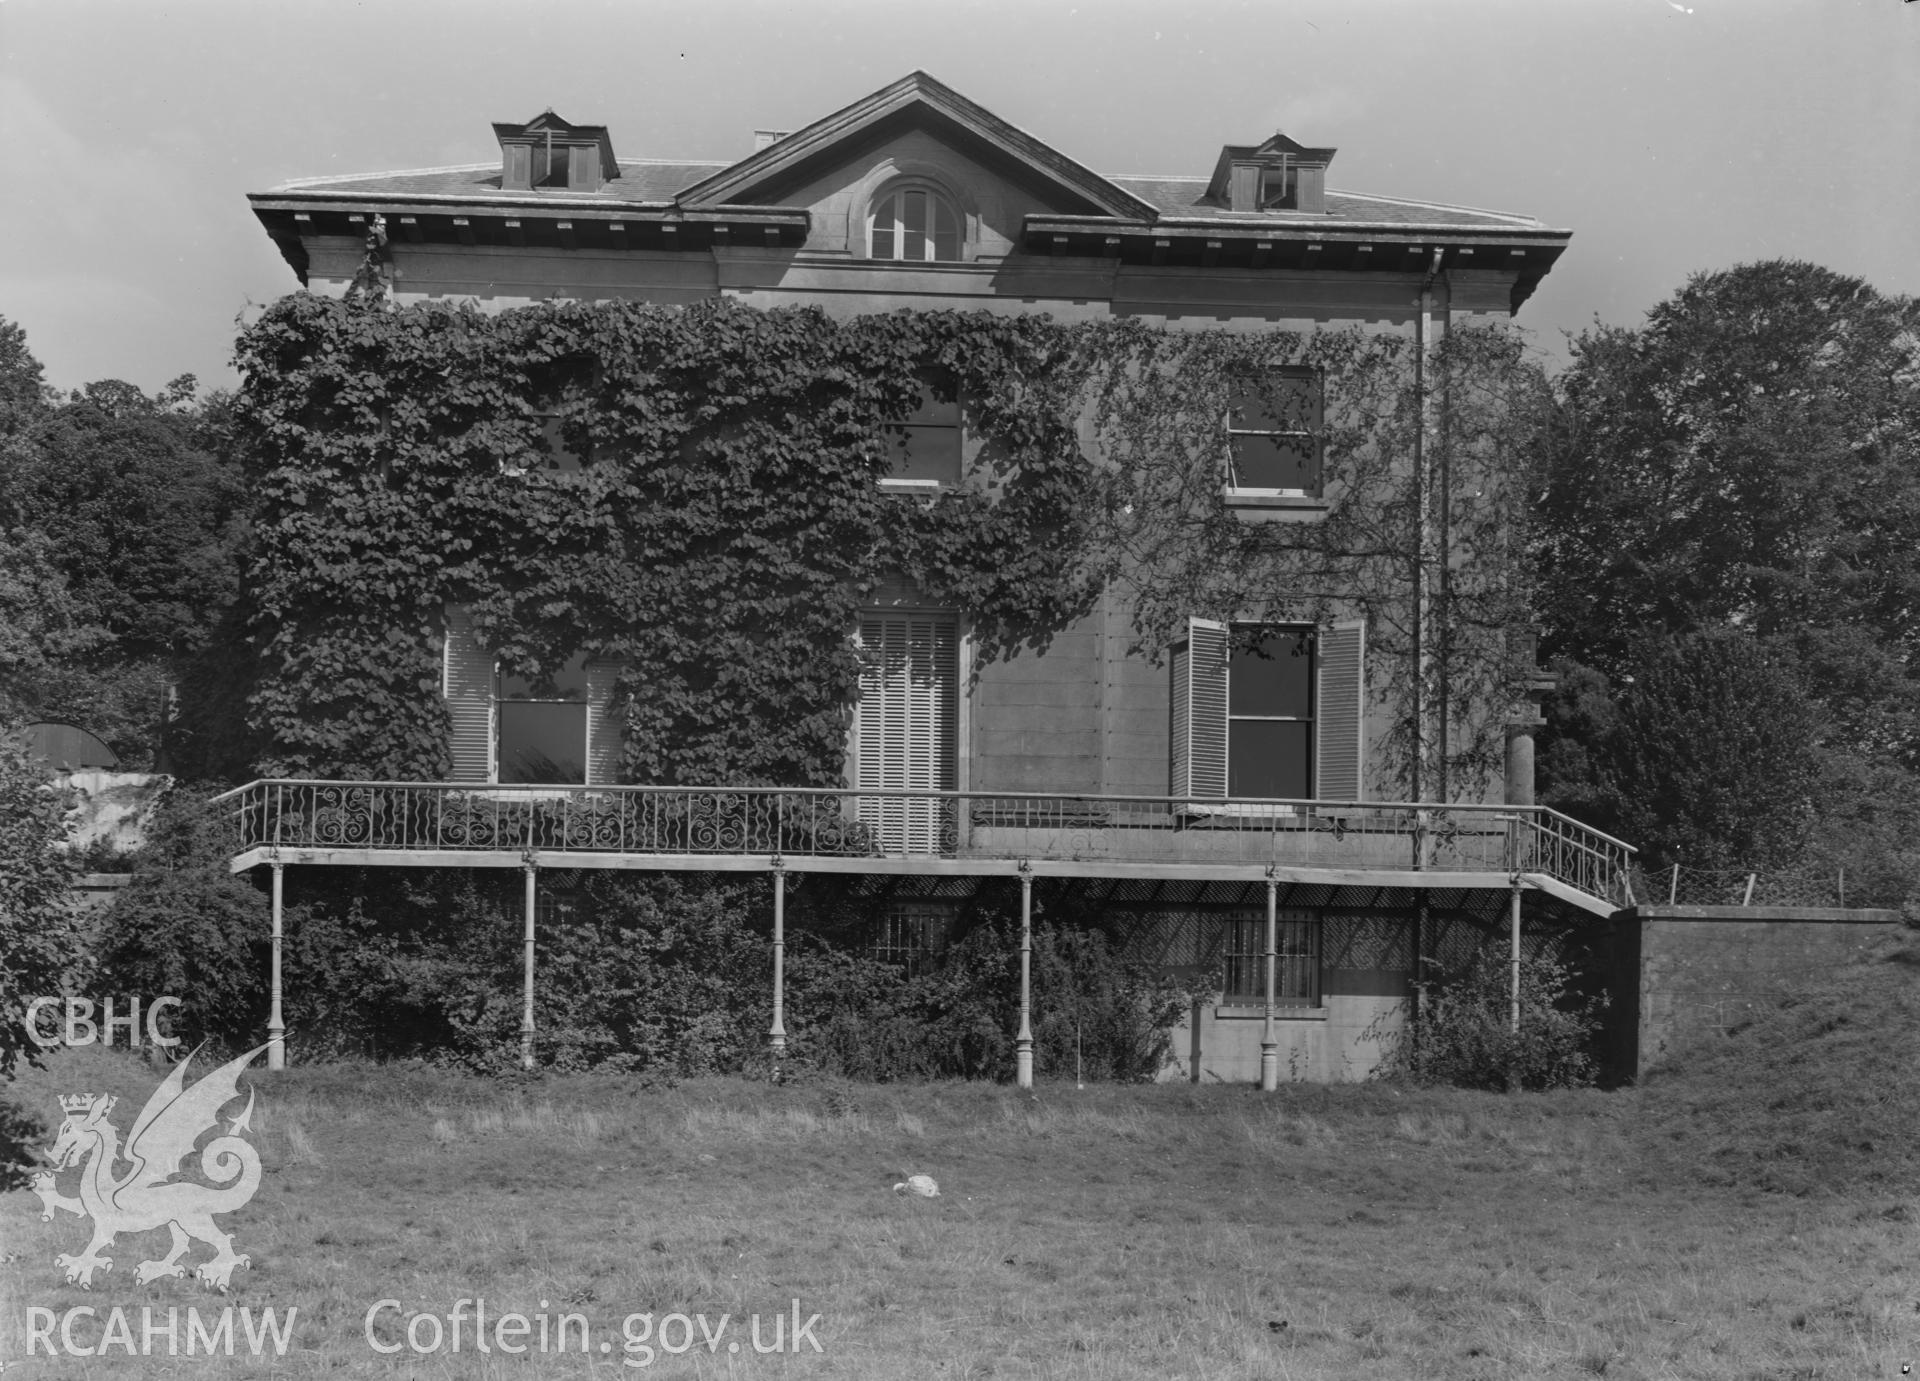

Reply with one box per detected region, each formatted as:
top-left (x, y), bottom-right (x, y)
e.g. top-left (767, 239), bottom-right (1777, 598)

top-left (869, 901), bottom-right (956, 977)
top-left (1220, 910), bottom-right (1320, 1008)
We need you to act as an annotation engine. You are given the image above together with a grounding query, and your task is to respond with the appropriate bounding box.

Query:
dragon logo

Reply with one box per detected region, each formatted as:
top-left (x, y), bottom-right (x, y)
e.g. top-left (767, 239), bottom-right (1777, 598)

top-left (29, 1044), bottom-right (268, 1292)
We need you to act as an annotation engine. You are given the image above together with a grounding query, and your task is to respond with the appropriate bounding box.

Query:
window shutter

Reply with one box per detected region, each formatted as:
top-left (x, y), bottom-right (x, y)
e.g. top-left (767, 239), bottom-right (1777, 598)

top-left (502, 144), bottom-right (531, 191)
top-left (569, 143), bottom-right (599, 192)
top-left (444, 606), bottom-right (494, 784)
top-left (1314, 620), bottom-right (1366, 801)
top-left (585, 661), bottom-right (624, 785)
top-left (856, 613), bottom-right (958, 852)
top-left (1172, 618), bottom-right (1228, 800)
top-left (1169, 639), bottom-right (1189, 797)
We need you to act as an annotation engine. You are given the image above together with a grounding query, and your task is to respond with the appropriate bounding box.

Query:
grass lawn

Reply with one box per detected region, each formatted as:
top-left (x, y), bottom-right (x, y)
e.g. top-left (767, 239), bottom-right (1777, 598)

top-left (7, 937), bottom-right (1920, 1379)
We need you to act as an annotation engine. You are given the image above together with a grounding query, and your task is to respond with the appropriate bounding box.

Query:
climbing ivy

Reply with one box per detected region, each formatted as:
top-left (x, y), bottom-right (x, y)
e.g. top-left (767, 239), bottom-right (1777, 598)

top-left (232, 296), bottom-right (1539, 798)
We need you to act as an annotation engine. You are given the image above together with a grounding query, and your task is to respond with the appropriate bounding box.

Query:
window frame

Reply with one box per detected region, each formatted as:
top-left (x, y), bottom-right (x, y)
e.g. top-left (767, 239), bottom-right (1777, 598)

top-left (495, 654), bottom-right (591, 787)
top-left (869, 900), bottom-right (955, 978)
top-left (878, 374), bottom-right (963, 492)
top-left (867, 182), bottom-right (966, 264)
top-left (1219, 909), bottom-right (1322, 1010)
top-left (1223, 366), bottom-right (1327, 511)
top-left (1226, 623), bottom-right (1316, 802)
top-left (1171, 617), bottom-right (1365, 809)
top-left (850, 610), bottom-right (961, 854)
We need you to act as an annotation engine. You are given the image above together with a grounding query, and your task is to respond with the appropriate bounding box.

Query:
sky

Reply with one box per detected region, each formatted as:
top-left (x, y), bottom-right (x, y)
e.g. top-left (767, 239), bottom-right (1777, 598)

top-left (0, 0), bottom-right (1914, 396)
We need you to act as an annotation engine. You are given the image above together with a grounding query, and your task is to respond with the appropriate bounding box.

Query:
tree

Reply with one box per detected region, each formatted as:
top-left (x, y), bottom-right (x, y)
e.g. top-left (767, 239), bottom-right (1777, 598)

top-left (1535, 261), bottom-right (1920, 764)
top-left (0, 372), bottom-right (250, 768)
top-left (1533, 262), bottom-right (1920, 899)
top-left (0, 738), bottom-right (85, 1080)
top-left (1, 380), bottom-right (246, 662)
top-left (0, 314), bottom-right (48, 434)
top-left (0, 527), bottom-right (112, 724)
top-left (1540, 633), bottom-right (1822, 872)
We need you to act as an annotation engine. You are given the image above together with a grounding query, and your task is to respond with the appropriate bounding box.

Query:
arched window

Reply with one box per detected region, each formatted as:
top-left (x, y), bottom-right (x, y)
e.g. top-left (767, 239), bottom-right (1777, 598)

top-left (868, 185), bottom-right (963, 262)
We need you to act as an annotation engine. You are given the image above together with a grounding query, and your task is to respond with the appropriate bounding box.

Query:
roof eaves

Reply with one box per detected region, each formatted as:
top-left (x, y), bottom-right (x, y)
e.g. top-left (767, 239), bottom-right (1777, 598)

top-left (1026, 213), bottom-right (1571, 246)
top-left (248, 192), bottom-right (810, 225)
top-left (1148, 214), bottom-right (1570, 237)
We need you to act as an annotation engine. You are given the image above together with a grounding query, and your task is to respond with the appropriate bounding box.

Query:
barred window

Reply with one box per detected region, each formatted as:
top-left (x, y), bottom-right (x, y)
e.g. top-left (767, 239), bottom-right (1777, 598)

top-left (1221, 911), bottom-right (1319, 1007)
top-left (869, 902), bottom-right (953, 977)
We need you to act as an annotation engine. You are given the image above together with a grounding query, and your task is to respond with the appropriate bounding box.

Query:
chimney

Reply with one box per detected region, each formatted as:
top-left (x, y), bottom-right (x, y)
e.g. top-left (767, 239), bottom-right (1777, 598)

top-left (753, 129), bottom-right (791, 153)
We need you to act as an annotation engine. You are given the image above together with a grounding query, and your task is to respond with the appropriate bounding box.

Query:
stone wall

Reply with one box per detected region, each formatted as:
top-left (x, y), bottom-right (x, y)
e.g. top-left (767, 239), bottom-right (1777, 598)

top-left (1615, 905), bottom-right (1901, 1079)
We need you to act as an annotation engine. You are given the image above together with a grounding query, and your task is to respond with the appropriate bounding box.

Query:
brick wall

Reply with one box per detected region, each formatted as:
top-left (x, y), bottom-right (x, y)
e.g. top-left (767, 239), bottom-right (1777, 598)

top-left (1616, 905), bottom-right (1900, 1079)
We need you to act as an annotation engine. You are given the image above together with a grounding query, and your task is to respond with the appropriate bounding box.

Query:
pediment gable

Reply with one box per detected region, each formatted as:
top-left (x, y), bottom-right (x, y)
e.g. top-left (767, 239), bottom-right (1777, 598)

top-left (674, 71), bottom-right (1155, 220)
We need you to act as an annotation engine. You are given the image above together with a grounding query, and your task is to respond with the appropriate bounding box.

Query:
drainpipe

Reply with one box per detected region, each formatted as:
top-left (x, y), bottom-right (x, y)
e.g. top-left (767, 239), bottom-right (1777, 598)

top-left (1412, 249), bottom-right (1443, 1021)
top-left (1412, 247), bottom-right (1444, 806)
top-left (1435, 264), bottom-right (1453, 806)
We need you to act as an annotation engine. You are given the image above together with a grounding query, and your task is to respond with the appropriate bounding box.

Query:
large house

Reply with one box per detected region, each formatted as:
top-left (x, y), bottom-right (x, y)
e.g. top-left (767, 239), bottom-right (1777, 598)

top-left (231, 72), bottom-right (1621, 1084)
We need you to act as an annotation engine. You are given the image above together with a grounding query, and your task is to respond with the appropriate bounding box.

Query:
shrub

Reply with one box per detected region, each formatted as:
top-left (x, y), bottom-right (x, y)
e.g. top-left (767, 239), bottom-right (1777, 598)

top-left (0, 735), bottom-right (86, 1079)
top-left (1380, 948), bottom-right (1606, 1091)
top-left (0, 1094), bottom-right (47, 1192)
top-left (90, 798), bottom-right (1202, 1081)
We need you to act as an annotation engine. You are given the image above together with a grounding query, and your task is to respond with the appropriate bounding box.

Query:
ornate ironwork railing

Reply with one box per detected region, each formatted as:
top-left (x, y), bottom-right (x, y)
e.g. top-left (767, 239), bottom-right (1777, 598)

top-left (212, 780), bottom-right (1636, 908)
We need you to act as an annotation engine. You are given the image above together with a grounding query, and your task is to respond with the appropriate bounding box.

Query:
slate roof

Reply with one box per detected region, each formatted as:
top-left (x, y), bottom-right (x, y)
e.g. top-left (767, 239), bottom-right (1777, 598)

top-left (1105, 175), bottom-right (1553, 231)
top-left (269, 161), bottom-right (731, 205)
top-left (269, 163), bottom-right (1556, 232)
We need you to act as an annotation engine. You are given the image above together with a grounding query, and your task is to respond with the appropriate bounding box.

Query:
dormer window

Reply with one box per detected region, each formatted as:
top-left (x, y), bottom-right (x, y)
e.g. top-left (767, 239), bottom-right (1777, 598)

top-left (494, 112), bottom-right (618, 194)
top-left (1212, 134), bottom-right (1335, 214)
top-left (869, 184), bottom-right (962, 262)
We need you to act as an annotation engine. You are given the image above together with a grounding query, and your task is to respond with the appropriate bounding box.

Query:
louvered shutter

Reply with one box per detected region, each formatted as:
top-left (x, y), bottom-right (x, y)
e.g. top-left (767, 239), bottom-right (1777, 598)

top-left (585, 662), bottom-right (624, 785)
top-left (1169, 639), bottom-right (1190, 797)
top-left (444, 606), bottom-right (495, 784)
top-left (1171, 618), bottom-right (1229, 800)
top-left (569, 143), bottom-right (599, 192)
top-left (502, 144), bottom-right (531, 191)
top-left (855, 614), bottom-right (958, 853)
top-left (1314, 620), bottom-right (1366, 801)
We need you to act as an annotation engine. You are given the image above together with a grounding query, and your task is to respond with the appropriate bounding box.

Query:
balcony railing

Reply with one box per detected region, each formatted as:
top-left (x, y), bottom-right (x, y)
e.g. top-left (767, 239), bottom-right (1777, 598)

top-left (212, 780), bottom-right (1636, 910)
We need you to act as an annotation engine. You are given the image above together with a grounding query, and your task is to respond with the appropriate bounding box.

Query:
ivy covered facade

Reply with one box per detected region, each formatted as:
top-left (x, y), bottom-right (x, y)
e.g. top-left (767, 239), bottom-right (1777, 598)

top-left (233, 71), bottom-right (1615, 1083)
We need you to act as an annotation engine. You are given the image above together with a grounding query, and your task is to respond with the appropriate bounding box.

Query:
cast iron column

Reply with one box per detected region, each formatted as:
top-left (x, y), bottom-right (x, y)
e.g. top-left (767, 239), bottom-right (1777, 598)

top-left (268, 856), bottom-right (285, 1070)
top-left (1016, 862), bottom-right (1034, 1089)
top-left (1260, 872), bottom-right (1279, 1092)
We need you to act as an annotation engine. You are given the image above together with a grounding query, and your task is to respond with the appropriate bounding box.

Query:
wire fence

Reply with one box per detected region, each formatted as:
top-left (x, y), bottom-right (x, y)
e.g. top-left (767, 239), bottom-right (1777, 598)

top-left (1631, 862), bottom-right (1872, 910)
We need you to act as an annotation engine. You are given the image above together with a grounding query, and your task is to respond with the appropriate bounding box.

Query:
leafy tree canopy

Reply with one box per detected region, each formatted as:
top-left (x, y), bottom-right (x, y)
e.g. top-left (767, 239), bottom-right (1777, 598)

top-left (0, 739), bottom-right (86, 1079)
top-left (1535, 261), bottom-right (1920, 898)
top-left (1534, 260), bottom-right (1920, 763)
top-left (1539, 633), bottom-right (1822, 872)
top-left (0, 327), bottom-right (249, 770)
top-left (0, 314), bottom-right (48, 433)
